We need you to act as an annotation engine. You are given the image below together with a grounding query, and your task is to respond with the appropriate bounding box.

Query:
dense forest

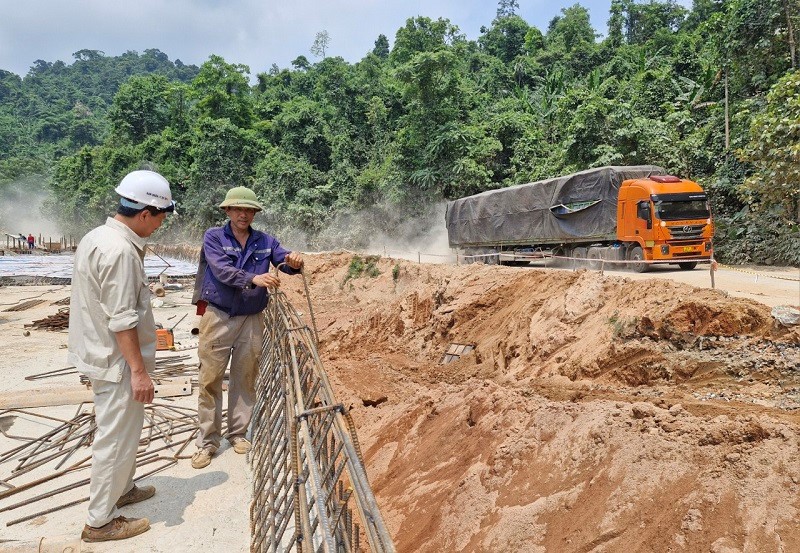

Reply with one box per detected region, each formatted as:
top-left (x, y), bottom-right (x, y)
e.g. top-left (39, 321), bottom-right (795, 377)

top-left (0, 0), bottom-right (798, 264)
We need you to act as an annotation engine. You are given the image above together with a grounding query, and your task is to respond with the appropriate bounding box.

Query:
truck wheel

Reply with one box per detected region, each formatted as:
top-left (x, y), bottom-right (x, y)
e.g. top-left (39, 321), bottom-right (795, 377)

top-left (627, 246), bottom-right (648, 273)
top-left (587, 247), bottom-right (603, 270)
top-left (572, 247), bottom-right (587, 268)
top-left (678, 262), bottom-right (697, 270)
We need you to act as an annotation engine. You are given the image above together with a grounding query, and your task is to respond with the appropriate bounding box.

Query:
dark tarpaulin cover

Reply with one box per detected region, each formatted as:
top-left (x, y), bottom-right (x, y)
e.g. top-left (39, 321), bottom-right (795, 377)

top-left (445, 165), bottom-right (664, 247)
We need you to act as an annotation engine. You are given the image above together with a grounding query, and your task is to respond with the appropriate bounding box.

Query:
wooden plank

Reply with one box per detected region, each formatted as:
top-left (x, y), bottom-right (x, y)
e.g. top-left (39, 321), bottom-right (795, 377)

top-left (0, 378), bottom-right (192, 409)
top-left (154, 377), bottom-right (192, 397)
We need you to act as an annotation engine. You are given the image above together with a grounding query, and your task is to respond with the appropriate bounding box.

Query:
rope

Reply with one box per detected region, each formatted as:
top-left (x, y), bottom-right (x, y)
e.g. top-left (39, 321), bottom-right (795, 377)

top-left (716, 264), bottom-right (800, 282)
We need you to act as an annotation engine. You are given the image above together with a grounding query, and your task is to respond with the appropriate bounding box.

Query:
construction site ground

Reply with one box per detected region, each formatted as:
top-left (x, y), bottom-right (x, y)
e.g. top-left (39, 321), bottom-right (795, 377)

top-left (0, 253), bottom-right (799, 552)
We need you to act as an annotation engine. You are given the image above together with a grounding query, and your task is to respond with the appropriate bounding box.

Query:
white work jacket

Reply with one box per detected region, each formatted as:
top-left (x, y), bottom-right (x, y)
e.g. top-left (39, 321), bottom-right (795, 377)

top-left (67, 217), bottom-right (156, 382)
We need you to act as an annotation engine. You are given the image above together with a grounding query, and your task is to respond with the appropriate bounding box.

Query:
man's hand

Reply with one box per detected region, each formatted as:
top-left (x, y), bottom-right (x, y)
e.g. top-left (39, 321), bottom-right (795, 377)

top-left (114, 328), bottom-right (154, 404)
top-left (285, 251), bottom-right (303, 270)
top-left (131, 369), bottom-right (155, 404)
top-left (252, 273), bottom-right (281, 288)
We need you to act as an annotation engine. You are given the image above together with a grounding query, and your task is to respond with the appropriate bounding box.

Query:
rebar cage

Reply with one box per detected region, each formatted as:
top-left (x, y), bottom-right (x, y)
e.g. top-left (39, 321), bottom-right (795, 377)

top-left (250, 288), bottom-right (395, 553)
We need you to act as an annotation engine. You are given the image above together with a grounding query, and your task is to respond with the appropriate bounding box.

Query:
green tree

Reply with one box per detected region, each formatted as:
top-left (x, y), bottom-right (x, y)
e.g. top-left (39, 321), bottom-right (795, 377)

top-left (390, 17), bottom-right (464, 65)
top-left (621, 0), bottom-right (687, 45)
top-left (606, 0), bottom-right (625, 48)
top-left (479, 15), bottom-right (530, 63)
top-left (738, 70), bottom-right (800, 223)
top-left (496, 0), bottom-right (520, 19)
top-left (183, 117), bottom-right (265, 229)
top-left (373, 34), bottom-right (390, 59)
top-left (189, 55), bottom-right (253, 128)
top-left (108, 75), bottom-right (171, 143)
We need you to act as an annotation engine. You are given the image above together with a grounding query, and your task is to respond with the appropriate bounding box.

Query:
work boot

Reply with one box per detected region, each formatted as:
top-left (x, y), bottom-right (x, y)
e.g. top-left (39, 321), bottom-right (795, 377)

top-left (191, 447), bottom-right (214, 469)
top-left (116, 484), bottom-right (156, 508)
top-left (229, 436), bottom-right (251, 454)
top-left (81, 516), bottom-right (150, 542)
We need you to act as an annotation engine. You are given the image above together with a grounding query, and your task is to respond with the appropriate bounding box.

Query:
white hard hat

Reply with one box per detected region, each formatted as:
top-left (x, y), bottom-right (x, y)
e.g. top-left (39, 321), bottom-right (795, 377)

top-left (114, 170), bottom-right (176, 212)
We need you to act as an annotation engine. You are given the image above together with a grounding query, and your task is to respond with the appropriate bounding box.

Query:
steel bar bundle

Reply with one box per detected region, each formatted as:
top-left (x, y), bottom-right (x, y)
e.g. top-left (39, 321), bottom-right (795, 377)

top-left (249, 284), bottom-right (394, 553)
top-left (0, 404), bottom-right (200, 525)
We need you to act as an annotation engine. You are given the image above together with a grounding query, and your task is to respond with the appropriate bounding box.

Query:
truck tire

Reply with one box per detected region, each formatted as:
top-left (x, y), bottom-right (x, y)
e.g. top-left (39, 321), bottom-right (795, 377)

top-left (587, 247), bottom-right (603, 270)
top-left (572, 247), bottom-right (587, 269)
top-left (627, 246), bottom-right (648, 273)
top-left (678, 261), bottom-right (697, 270)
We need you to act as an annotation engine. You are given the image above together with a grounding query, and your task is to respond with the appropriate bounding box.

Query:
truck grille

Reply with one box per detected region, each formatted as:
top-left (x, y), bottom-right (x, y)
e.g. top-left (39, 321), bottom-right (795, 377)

top-left (668, 225), bottom-right (705, 240)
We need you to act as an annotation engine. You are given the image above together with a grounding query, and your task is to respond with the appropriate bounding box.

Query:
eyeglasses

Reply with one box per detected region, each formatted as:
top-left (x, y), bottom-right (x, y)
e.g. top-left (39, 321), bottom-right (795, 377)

top-left (146, 204), bottom-right (175, 215)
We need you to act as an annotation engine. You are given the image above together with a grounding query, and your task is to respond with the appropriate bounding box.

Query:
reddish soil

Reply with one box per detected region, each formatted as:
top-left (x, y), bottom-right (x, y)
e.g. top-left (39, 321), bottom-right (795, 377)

top-left (280, 253), bottom-right (800, 553)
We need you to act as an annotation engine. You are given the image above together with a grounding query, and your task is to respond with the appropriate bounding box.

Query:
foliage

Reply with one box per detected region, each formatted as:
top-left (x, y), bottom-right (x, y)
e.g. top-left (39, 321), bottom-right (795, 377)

top-left (737, 70), bottom-right (800, 222)
top-left (3, 0), bottom-right (797, 267)
top-left (342, 255), bottom-right (381, 287)
top-left (730, 69), bottom-right (800, 265)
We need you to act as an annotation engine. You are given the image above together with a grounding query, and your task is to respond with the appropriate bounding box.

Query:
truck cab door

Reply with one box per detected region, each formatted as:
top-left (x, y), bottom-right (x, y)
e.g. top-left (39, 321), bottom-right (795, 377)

top-left (618, 195), bottom-right (651, 242)
top-left (628, 200), bottom-right (652, 242)
top-left (637, 201), bottom-right (652, 230)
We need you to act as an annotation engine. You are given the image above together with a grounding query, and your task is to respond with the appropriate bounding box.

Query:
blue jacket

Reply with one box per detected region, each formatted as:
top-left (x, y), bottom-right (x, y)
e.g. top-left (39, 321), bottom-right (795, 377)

top-left (197, 222), bottom-right (297, 316)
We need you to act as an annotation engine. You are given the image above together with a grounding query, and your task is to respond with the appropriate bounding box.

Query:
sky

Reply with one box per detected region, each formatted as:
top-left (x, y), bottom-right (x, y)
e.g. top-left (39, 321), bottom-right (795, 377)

top-left (1, 0), bottom-right (693, 80)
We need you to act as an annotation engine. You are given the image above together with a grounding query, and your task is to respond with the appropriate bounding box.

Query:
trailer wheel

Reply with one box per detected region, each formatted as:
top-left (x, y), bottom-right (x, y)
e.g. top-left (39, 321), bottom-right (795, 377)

top-left (587, 247), bottom-right (603, 270)
top-left (678, 261), bottom-right (697, 270)
top-left (571, 247), bottom-right (587, 269)
top-left (627, 246), bottom-right (648, 273)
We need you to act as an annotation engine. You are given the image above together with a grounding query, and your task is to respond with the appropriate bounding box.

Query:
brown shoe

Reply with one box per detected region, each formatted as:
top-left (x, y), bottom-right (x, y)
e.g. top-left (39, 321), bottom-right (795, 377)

top-left (116, 484), bottom-right (156, 508)
top-left (81, 515), bottom-right (150, 542)
top-left (191, 447), bottom-right (214, 469)
top-left (229, 436), bottom-right (251, 454)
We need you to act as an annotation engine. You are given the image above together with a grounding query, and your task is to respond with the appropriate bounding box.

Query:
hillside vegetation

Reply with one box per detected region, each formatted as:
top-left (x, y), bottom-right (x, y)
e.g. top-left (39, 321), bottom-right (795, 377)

top-left (0, 0), bottom-right (798, 264)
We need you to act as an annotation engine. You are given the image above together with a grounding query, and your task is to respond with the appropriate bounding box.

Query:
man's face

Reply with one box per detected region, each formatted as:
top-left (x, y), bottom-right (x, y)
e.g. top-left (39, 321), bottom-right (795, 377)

top-left (226, 206), bottom-right (257, 232)
top-left (140, 211), bottom-right (167, 237)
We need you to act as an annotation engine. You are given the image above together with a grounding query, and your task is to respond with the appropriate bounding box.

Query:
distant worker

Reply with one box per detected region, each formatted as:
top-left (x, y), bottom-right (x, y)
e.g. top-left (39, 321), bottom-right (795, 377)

top-left (68, 170), bottom-right (176, 543)
top-left (27, 234), bottom-right (34, 249)
top-left (191, 186), bottom-right (303, 469)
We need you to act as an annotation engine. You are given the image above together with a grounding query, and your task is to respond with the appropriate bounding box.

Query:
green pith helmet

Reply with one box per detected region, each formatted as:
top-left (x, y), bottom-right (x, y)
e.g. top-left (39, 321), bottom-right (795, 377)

top-left (219, 186), bottom-right (264, 212)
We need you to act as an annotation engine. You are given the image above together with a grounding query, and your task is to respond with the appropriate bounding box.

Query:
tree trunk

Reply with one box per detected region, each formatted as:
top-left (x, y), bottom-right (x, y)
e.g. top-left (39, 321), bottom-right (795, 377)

top-left (724, 69), bottom-right (730, 151)
top-left (783, 0), bottom-right (797, 69)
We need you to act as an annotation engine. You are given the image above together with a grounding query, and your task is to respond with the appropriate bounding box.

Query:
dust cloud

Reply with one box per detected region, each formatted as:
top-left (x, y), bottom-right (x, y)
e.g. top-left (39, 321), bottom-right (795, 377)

top-left (294, 201), bottom-right (454, 260)
top-left (0, 177), bottom-right (63, 242)
top-left (364, 202), bottom-right (454, 262)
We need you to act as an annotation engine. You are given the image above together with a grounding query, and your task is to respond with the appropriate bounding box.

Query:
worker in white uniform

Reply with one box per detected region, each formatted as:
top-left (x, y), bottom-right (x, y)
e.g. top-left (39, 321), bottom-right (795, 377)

top-left (67, 169), bottom-right (176, 543)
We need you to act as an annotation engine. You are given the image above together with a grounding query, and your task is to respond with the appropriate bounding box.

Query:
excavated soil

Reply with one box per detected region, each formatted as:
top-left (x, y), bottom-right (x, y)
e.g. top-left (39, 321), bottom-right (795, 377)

top-left (1, 251), bottom-right (798, 552)
top-left (279, 253), bottom-right (800, 553)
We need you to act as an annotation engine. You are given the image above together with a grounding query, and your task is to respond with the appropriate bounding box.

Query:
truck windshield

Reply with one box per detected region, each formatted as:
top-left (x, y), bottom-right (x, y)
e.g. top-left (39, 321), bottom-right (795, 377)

top-left (654, 200), bottom-right (709, 221)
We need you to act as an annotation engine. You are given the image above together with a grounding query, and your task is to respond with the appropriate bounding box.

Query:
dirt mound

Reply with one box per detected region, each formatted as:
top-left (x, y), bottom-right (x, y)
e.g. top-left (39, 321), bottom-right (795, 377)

top-left (282, 252), bottom-right (800, 552)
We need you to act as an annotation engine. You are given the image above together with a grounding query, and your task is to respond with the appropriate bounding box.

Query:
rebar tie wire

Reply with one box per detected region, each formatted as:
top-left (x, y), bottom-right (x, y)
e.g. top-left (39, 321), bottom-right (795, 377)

top-left (249, 268), bottom-right (394, 552)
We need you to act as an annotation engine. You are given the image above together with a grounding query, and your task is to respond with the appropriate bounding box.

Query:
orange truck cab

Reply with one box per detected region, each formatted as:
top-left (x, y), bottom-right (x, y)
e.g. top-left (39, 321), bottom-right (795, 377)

top-left (617, 175), bottom-right (713, 271)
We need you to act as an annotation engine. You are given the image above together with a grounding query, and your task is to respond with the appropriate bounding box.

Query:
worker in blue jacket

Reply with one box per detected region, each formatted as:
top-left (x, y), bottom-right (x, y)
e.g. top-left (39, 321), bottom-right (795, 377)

top-left (191, 186), bottom-right (303, 469)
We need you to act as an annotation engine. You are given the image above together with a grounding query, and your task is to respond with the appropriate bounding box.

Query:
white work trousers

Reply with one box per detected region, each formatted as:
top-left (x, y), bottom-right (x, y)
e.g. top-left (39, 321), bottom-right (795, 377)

top-left (195, 305), bottom-right (264, 450)
top-left (87, 367), bottom-right (144, 527)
